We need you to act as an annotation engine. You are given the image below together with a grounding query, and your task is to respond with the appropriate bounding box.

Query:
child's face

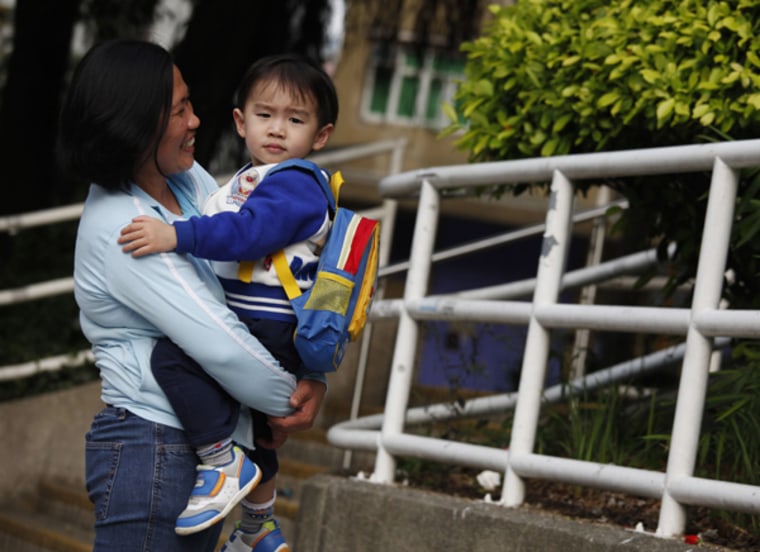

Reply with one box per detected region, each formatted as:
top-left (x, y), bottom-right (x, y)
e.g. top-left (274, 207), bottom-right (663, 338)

top-left (233, 79), bottom-right (333, 166)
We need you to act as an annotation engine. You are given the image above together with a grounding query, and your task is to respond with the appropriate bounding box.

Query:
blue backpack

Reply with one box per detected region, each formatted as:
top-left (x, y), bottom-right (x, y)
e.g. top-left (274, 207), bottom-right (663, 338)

top-left (269, 159), bottom-right (380, 373)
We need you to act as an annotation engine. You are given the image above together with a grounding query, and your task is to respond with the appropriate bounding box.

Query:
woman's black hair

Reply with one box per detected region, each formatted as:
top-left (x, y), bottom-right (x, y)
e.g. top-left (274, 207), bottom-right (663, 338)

top-left (234, 53), bottom-right (339, 129)
top-left (57, 38), bottom-right (174, 190)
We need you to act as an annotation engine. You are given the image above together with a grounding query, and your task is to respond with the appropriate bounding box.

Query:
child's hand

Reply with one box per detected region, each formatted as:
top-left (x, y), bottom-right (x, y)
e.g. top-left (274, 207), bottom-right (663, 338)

top-left (118, 215), bottom-right (178, 257)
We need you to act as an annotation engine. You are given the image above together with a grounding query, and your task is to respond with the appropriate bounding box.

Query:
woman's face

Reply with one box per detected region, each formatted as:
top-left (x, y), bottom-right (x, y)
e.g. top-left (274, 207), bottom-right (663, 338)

top-left (158, 65), bottom-right (200, 175)
top-left (136, 65), bottom-right (200, 183)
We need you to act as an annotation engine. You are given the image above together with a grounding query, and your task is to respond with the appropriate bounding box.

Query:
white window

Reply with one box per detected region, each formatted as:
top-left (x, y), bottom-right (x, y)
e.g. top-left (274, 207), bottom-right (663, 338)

top-left (361, 45), bottom-right (465, 129)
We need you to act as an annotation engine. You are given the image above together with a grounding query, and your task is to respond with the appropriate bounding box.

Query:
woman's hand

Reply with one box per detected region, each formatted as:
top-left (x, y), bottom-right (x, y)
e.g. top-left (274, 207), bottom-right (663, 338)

top-left (268, 379), bottom-right (327, 434)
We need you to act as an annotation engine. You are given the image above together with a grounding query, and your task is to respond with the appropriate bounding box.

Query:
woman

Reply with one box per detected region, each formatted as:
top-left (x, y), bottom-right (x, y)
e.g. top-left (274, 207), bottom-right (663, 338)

top-left (57, 38), bottom-right (326, 551)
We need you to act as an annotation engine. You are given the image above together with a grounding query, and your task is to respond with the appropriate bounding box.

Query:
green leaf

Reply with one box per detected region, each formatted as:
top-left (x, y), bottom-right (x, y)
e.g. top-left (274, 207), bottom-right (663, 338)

top-left (692, 104), bottom-right (711, 118)
top-left (747, 50), bottom-right (760, 69)
top-left (553, 113), bottom-right (574, 133)
top-left (541, 137), bottom-right (559, 156)
top-left (597, 91), bottom-right (620, 108)
top-left (641, 69), bottom-right (661, 84)
top-left (472, 79), bottom-right (494, 97)
top-left (699, 111), bottom-right (716, 126)
top-left (746, 93), bottom-right (760, 110)
top-left (656, 97), bottom-right (675, 123)
top-left (441, 102), bottom-right (459, 123)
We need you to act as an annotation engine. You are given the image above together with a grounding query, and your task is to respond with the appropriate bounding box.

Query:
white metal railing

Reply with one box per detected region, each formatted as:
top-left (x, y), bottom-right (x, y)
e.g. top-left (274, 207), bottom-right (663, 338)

top-left (327, 139), bottom-right (760, 539)
top-left (0, 138), bottom-right (407, 382)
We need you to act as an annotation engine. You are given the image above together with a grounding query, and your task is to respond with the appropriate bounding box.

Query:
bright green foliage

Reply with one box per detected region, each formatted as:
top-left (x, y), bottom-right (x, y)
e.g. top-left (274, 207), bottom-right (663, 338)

top-left (444, 0), bottom-right (760, 160)
top-left (442, 0), bottom-right (760, 312)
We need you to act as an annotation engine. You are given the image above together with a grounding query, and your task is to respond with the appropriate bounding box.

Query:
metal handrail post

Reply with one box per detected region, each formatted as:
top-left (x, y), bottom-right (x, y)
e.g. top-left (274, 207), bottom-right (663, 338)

top-left (342, 139), bottom-right (404, 469)
top-left (657, 158), bottom-right (739, 536)
top-left (371, 179), bottom-right (439, 483)
top-left (503, 170), bottom-right (576, 506)
top-left (570, 185), bottom-right (612, 379)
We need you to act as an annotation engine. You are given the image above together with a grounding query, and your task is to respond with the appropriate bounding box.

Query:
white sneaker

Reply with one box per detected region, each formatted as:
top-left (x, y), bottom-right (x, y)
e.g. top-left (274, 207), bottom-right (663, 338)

top-left (221, 521), bottom-right (290, 551)
top-left (175, 446), bottom-right (262, 535)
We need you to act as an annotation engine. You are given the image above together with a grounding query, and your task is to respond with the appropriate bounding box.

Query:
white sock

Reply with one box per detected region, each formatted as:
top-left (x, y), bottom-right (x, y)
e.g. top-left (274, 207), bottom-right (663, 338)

top-left (239, 493), bottom-right (277, 535)
top-left (196, 438), bottom-right (234, 466)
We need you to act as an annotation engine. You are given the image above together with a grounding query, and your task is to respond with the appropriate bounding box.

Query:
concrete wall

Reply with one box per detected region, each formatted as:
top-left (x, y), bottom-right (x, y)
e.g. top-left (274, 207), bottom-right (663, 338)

top-left (294, 475), bottom-right (711, 552)
top-left (0, 382), bottom-right (103, 501)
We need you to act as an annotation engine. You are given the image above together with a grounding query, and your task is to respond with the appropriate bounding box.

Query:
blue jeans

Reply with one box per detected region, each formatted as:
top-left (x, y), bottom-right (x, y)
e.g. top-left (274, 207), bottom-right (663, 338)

top-left (85, 406), bottom-right (223, 551)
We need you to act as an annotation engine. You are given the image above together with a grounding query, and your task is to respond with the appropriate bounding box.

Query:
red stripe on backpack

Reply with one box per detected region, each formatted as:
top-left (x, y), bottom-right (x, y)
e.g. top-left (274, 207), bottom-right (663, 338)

top-left (341, 217), bottom-right (379, 274)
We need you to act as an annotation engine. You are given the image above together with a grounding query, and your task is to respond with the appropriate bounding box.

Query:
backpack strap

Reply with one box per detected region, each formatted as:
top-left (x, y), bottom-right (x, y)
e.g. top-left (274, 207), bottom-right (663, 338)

top-left (267, 158), bottom-right (338, 212)
top-left (267, 159), bottom-right (342, 301)
top-left (272, 251), bottom-right (302, 300)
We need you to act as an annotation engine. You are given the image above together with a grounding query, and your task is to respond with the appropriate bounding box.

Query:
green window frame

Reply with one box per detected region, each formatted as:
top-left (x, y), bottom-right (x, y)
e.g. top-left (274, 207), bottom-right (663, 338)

top-left (362, 45), bottom-right (465, 129)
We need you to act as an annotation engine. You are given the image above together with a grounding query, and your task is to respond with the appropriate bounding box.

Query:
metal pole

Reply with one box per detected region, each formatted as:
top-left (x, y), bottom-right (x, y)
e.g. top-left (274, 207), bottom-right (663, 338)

top-left (371, 179), bottom-right (439, 483)
top-left (342, 142), bottom-right (403, 470)
top-left (657, 158), bottom-right (738, 536)
top-left (570, 185), bottom-right (612, 379)
top-left (503, 170), bottom-right (576, 506)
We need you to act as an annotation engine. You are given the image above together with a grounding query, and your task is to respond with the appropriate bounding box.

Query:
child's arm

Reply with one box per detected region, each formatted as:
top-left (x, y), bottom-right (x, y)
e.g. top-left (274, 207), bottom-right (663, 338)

top-left (118, 215), bottom-right (178, 257)
top-left (175, 169), bottom-right (327, 261)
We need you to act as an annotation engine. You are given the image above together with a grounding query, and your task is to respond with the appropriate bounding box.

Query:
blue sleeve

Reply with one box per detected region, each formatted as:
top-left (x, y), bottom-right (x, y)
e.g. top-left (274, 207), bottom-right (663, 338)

top-left (174, 168), bottom-right (328, 260)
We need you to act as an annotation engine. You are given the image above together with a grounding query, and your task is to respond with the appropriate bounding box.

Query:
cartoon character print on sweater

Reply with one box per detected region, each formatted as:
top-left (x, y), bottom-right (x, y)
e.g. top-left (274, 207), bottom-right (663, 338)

top-left (228, 166), bottom-right (262, 207)
top-left (203, 163), bottom-right (276, 215)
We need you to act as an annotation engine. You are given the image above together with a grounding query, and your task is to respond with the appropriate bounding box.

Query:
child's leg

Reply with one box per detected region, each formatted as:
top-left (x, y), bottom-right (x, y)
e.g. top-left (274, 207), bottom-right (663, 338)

top-left (221, 319), bottom-right (295, 550)
top-left (221, 421), bottom-right (288, 551)
top-left (222, 469), bottom-right (288, 551)
top-left (240, 416), bottom-right (279, 535)
top-left (152, 337), bottom-right (240, 448)
top-left (239, 477), bottom-right (278, 533)
top-left (151, 338), bottom-right (262, 535)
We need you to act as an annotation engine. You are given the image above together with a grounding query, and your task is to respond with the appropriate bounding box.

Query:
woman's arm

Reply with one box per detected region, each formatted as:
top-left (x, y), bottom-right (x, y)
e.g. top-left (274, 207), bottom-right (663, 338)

top-left (104, 231), bottom-right (297, 417)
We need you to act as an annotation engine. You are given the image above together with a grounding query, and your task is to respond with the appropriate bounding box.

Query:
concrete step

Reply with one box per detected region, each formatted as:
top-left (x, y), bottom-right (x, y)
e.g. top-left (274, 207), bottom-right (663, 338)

top-left (0, 430), bottom-right (354, 552)
top-left (0, 507), bottom-right (92, 552)
top-left (36, 480), bottom-right (94, 532)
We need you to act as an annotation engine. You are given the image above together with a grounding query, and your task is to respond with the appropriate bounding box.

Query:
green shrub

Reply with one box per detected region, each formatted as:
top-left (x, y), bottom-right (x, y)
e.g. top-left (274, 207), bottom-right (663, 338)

top-left (443, 0), bottom-right (760, 310)
top-left (444, 0), bottom-right (760, 160)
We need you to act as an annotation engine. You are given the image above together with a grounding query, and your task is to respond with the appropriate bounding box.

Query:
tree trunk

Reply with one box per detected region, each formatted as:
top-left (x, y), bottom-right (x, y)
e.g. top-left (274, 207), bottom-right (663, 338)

top-left (0, 0), bottom-right (81, 215)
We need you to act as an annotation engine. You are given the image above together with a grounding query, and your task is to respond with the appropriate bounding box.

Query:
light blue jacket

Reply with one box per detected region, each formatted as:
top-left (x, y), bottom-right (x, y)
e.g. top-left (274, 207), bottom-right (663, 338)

top-left (73, 162), bottom-right (298, 447)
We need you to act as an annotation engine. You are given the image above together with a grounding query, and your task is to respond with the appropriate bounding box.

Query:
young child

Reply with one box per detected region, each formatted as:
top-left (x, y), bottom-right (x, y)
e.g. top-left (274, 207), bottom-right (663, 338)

top-left (119, 53), bottom-right (339, 551)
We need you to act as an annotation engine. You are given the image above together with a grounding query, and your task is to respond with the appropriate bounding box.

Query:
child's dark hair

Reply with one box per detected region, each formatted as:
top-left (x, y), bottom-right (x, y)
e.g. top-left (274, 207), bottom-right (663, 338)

top-left (234, 54), bottom-right (339, 128)
top-left (57, 39), bottom-right (174, 190)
